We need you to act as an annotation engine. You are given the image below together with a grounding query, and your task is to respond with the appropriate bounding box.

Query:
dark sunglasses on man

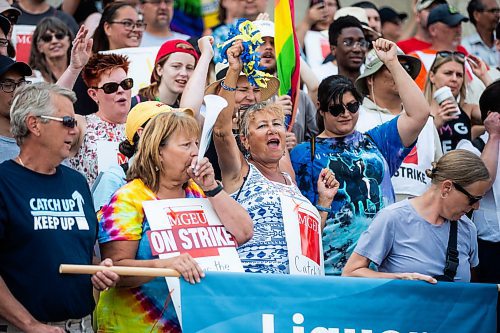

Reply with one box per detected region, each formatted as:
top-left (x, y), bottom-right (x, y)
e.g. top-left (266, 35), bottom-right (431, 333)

top-left (39, 115), bottom-right (78, 128)
top-left (91, 78), bottom-right (134, 94)
top-left (328, 101), bottom-right (360, 117)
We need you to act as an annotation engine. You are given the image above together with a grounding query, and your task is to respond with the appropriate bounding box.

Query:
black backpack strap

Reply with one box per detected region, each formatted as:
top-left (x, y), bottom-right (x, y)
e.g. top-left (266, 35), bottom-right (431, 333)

top-left (443, 220), bottom-right (459, 281)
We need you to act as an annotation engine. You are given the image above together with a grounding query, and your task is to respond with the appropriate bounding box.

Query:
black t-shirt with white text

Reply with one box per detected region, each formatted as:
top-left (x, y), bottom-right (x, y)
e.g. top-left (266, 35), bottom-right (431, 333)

top-left (0, 160), bottom-right (97, 322)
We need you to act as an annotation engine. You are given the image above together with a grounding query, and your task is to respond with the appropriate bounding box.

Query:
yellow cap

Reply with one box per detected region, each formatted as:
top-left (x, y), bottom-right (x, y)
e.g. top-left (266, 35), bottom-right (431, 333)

top-left (125, 101), bottom-right (174, 144)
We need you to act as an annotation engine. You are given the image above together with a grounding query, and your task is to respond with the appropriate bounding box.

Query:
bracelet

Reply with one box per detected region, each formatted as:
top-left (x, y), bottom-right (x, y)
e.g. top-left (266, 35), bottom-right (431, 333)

top-left (220, 80), bottom-right (236, 92)
top-left (204, 180), bottom-right (224, 197)
top-left (316, 204), bottom-right (332, 214)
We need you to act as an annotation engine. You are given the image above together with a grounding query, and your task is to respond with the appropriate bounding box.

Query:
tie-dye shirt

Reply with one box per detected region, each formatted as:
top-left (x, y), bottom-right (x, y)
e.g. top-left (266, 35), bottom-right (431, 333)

top-left (97, 178), bottom-right (204, 333)
top-left (290, 116), bottom-right (413, 275)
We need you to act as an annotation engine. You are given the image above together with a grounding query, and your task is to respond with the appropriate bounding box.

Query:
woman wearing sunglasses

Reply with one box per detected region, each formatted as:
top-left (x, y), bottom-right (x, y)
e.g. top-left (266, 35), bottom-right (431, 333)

top-left (69, 53), bottom-right (133, 187)
top-left (343, 149), bottom-right (491, 283)
top-left (291, 38), bottom-right (430, 276)
top-left (29, 17), bottom-right (73, 83)
top-left (423, 51), bottom-right (487, 153)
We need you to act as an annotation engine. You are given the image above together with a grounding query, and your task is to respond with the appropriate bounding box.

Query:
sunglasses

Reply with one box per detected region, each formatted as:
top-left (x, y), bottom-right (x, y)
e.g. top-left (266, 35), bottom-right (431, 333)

top-left (436, 51), bottom-right (466, 61)
top-left (91, 78), bottom-right (134, 94)
top-left (39, 32), bottom-right (67, 43)
top-left (39, 115), bottom-right (78, 128)
top-left (328, 101), bottom-right (360, 117)
top-left (452, 182), bottom-right (482, 205)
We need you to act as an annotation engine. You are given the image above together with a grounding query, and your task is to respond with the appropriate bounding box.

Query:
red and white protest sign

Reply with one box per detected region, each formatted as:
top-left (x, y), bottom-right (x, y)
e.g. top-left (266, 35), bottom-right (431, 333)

top-left (143, 198), bottom-right (243, 326)
top-left (11, 25), bottom-right (36, 64)
top-left (96, 141), bottom-right (128, 174)
top-left (281, 195), bottom-right (324, 276)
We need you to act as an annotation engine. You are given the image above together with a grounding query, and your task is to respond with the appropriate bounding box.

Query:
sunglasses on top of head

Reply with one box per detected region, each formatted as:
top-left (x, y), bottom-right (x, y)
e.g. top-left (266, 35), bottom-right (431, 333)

top-left (327, 101), bottom-right (360, 117)
top-left (436, 51), bottom-right (466, 61)
top-left (39, 115), bottom-right (78, 128)
top-left (91, 78), bottom-right (134, 94)
top-left (39, 32), bottom-right (67, 43)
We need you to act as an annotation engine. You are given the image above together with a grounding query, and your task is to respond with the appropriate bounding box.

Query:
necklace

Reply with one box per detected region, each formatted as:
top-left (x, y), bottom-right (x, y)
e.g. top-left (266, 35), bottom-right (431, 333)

top-left (16, 156), bottom-right (25, 167)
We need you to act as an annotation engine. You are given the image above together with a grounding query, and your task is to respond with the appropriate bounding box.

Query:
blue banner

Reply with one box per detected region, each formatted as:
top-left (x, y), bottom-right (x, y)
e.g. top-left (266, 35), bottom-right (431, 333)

top-left (180, 272), bottom-right (497, 333)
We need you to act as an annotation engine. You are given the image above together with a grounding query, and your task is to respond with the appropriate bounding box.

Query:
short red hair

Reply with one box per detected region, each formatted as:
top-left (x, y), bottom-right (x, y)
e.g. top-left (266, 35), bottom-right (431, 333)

top-left (82, 53), bottom-right (130, 88)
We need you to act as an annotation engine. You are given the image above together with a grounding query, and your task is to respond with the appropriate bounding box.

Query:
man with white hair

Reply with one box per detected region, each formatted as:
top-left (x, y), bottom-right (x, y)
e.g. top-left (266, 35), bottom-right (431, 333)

top-left (0, 83), bottom-right (118, 333)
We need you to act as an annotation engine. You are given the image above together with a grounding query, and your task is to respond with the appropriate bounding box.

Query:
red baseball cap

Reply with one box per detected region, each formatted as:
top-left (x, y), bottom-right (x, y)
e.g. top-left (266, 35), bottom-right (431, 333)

top-left (151, 39), bottom-right (199, 83)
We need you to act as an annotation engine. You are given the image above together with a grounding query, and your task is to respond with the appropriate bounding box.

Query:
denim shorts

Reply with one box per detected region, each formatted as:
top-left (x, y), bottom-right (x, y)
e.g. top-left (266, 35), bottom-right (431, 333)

top-left (0, 315), bottom-right (93, 333)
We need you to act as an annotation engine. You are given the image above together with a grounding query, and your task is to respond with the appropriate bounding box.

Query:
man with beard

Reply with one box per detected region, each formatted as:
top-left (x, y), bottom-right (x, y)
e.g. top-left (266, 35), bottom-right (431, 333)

top-left (254, 19), bottom-right (319, 144)
top-left (139, 0), bottom-right (190, 47)
top-left (0, 56), bottom-right (32, 163)
top-left (312, 15), bottom-right (368, 84)
top-left (462, 0), bottom-right (500, 67)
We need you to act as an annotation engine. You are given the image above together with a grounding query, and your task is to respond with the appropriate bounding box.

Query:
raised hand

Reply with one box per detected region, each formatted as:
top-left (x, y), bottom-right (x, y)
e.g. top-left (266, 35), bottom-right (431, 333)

top-left (69, 25), bottom-right (93, 71)
top-left (226, 40), bottom-right (244, 73)
top-left (372, 38), bottom-right (398, 65)
top-left (484, 111), bottom-right (500, 136)
top-left (197, 35), bottom-right (214, 57)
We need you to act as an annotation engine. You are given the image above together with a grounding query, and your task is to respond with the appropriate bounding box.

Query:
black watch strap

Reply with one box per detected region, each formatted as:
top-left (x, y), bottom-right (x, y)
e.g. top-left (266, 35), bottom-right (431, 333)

top-left (204, 181), bottom-right (224, 197)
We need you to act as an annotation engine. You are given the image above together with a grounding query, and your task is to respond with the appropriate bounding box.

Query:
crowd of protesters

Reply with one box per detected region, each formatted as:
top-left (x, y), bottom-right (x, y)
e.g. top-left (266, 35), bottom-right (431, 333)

top-left (0, 0), bottom-right (499, 332)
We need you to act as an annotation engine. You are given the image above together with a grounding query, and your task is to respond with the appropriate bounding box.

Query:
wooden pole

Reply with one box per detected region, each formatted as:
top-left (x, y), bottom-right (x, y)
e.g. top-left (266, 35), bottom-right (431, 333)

top-left (59, 264), bottom-right (181, 277)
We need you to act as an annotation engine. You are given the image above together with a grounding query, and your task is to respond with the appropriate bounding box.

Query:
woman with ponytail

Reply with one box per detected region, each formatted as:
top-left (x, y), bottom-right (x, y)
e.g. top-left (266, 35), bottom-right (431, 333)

top-left (343, 149), bottom-right (492, 283)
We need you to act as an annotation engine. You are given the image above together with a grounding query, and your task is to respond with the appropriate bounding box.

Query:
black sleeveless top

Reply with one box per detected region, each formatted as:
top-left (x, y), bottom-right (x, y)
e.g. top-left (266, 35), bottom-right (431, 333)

top-left (438, 106), bottom-right (471, 153)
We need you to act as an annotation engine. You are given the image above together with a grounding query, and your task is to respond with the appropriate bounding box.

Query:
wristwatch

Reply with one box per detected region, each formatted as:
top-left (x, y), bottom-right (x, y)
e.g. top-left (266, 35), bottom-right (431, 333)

top-left (204, 181), bottom-right (224, 197)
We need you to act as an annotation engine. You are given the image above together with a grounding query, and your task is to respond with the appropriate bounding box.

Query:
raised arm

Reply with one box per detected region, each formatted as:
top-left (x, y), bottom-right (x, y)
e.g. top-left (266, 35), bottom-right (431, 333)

top-left (299, 58), bottom-right (319, 105)
top-left (212, 41), bottom-right (247, 192)
top-left (296, 4), bottom-right (326, 50)
top-left (481, 112), bottom-right (500, 185)
top-left (57, 25), bottom-right (93, 90)
top-left (373, 38), bottom-right (430, 147)
top-left (179, 36), bottom-right (214, 125)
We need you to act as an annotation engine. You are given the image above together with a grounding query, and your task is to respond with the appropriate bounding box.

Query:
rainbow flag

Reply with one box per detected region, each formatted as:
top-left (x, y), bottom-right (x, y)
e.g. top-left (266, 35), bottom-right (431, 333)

top-left (274, 0), bottom-right (300, 130)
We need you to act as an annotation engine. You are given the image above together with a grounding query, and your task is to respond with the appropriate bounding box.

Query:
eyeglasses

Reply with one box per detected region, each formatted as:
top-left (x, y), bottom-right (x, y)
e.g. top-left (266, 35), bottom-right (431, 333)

top-left (342, 38), bottom-right (370, 49)
top-left (39, 32), bottom-right (67, 43)
top-left (480, 7), bottom-right (500, 14)
top-left (91, 78), bottom-right (134, 94)
top-left (452, 182), bottom-right (483, 205)
top-left (0, 38), bottom-right (8, 47)
top-left (328, 101), bottom-right (360, 117)
top-left (0, 79), bottom-right (29, 93)
top-left (141, 0), bottom-right (173, 4)
top-left (109, 20), bottom-right (147, 31)
top-left (39, 115), bottom-right (78, 128)
top-left (436, 51), bottom-right (466, 61)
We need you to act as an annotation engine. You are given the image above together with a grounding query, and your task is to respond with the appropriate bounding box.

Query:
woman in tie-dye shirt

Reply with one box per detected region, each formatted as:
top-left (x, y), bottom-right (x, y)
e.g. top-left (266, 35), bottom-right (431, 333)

top-left (96, 111), bottom-right (253, 332)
